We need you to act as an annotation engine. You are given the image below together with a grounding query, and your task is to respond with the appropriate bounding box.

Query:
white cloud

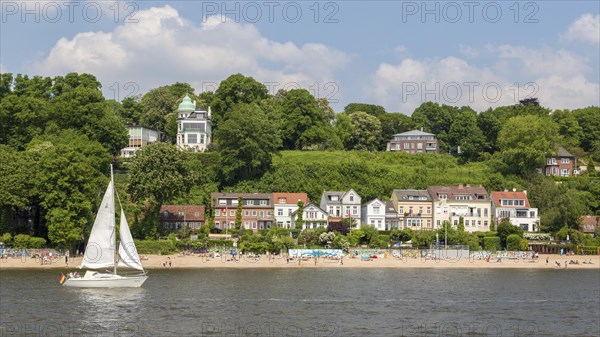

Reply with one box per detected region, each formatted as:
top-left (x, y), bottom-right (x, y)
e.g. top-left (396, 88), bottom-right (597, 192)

top-left (370, 45), bottom-right (599, 113)
top-left (561, 14), bottom-right (600, 45)
top-left (29, 5), bottom-right (348, 100)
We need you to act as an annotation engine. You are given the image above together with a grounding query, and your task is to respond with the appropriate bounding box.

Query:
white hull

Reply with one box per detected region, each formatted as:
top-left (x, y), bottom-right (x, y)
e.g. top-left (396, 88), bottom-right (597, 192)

top-left (63, 271), bottom-right (147, 288)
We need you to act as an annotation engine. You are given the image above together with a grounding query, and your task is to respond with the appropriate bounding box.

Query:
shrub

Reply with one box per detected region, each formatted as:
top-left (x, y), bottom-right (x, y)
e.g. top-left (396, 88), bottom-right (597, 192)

top-left (28, 237), bottom-right (46, 249)
top-left (12, 234), bottom-right (30, 249)
top-left (507, 234), bottom-right (522, 251)
top-left (135, 240), bottom-right (177, 255)
top-left (483, 237), bottom-right (501, 251)
top-left (519, 239), bottom-right (529, 251)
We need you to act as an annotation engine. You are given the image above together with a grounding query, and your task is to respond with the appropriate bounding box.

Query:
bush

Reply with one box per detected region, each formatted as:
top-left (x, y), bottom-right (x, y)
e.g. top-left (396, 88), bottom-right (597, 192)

top-left (28, 237), bottom-right (46, 248)
top-left (135, 240), bottom-right (177, 255)
top-left (507, 234), bottom-right (522, 251)
top-left (519, 239), bottom-right (529, 251)
top-left (13, 234), bottom-right (31, 249)
top-left (483, 237), bottom-right (501, 251)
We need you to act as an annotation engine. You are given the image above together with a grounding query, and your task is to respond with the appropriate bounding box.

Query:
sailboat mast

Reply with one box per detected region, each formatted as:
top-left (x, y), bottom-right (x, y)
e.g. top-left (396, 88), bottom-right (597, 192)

top-left (111, 164), bottom-right (117, 276)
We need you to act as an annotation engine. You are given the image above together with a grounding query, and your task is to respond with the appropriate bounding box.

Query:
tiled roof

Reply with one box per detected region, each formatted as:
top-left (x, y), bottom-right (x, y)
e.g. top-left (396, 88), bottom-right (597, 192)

top-left (427, 185), bottom-right (488, 201)
top-left (393, 189), bottom-right (432, 201)
top-left (490, 191), bottom-right (531, 208)
top-left (273, 192), bottom-right (309, 205)
top-left (393, 130), bottom-right (435, 137)
top-left (159, 205), bottom-right (205, 222)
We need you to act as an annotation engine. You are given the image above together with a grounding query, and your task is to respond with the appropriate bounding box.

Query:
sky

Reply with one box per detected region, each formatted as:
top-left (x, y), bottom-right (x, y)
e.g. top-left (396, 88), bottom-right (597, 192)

top-left (1, 0), bottom-right (599, 113)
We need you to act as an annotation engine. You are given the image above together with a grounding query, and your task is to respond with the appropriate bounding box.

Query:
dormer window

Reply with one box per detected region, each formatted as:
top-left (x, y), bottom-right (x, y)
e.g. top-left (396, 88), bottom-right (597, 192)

top-left (349, 195), bottom-right (354, 202)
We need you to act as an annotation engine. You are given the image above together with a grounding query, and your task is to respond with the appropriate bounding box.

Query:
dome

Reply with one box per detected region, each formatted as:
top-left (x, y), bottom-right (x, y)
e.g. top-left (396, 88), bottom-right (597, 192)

top-left (177, 95), bottom-right (196, 112)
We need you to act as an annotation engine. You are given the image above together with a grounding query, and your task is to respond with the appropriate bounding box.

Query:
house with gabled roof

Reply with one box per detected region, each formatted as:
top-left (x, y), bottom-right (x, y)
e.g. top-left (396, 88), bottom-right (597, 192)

top-left (291, 202), bottom-right (329, 230)
top-left (210, 192), bottom-right (274, 233)
top-left (391, 189), bottom-right (434, 230)
top-left (159, 205), bottom-right (205, 230)
top-left (427, 184), bottom-right (491, 232)
top-left (320, 189), bottom-right (362, 228)
top-left (544, 146), bottom-right (578, 177)
top-left (361, 198), bottom-right (386, 230)
top-left (273, 192), bottom-right (309, 229)
top-left (490, 189), bottom-right (539, 232)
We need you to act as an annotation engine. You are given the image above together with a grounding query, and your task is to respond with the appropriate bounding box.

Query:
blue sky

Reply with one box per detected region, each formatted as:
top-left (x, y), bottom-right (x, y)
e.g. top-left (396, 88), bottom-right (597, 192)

top-left (1, 1), bottom-right (599, 113)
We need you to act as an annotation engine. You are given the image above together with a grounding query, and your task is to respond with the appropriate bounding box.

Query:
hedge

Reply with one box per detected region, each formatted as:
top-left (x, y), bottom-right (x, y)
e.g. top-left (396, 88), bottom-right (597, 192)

top-left (12, 234), bottom-right (46, 249)
top-left (483, 237), bottom-right (501, 251)
top-left (134, 240), bottom-right (177, 255)
top-left (507, 234), bottom-right (522, 251)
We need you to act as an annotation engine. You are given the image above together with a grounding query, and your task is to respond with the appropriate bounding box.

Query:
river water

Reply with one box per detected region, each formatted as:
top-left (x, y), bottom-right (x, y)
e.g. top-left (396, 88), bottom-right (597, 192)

top-left (0, 269), bottom-right (598, 336)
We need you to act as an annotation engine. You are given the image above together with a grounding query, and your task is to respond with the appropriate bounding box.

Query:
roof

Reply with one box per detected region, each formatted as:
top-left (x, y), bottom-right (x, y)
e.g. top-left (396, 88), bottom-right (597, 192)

top-left (320, 191), bottom-right (346, 205)
top-left (159, 205), bottom-right (205, 222)
top-left (490, 191), bottom-right (531, 208)
top-left (385, 200), bottom-right (397, 214)
top-left (362, 198), bottom-right (385, 207)
top-left (427, 185), bottom-right (488, 201)
top-left (392, 189), bottom-right (432, 202)
top-left (392, 130), bottom-right (435, 137)
top-left (211, 192), bottom-right (273, 207)
top-left (273, 192), bottom-right (309, 205)
top-left (556, 146), bottom-right (575, 158)
top-left (290, 202), bottom-right (327, 216)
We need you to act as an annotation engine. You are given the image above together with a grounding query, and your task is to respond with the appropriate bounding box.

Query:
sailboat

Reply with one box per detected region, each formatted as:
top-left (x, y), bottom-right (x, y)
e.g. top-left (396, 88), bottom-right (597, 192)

top-left (61, 165), bottom-right (148, 288)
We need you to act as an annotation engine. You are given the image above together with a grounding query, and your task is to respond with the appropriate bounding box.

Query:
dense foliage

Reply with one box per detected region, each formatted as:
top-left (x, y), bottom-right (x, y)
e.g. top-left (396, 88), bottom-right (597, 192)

top-left (1, 72), bottom-right (599, 250)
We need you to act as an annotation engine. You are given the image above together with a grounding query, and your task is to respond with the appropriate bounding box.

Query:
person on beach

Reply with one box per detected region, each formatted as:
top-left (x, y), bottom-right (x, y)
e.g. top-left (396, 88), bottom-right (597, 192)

top-left (546, 257), bottom-right (548, 265)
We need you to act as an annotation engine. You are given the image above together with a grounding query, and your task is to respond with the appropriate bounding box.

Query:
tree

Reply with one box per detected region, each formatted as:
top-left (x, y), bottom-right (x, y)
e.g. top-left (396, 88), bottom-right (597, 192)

top-left (333, 113), bottom-right (354, 149)
top-left (279, 89), bottom-right (337, 150)
top-left (572, 107), bottom-right (600, 153)
top-left (496, 219), bottom-right (524, 248)
top-left (344, 103), bottom-right (386, 117)
top-left (215, 103), bottom-right (281, 185)
top-left (348, 111), bottom-right (382, 151)
top-left (127, 143), bottom-right (191, 204)
top-left (447, 107), bottom-right (486, 161)
top-left (235, 196), bottom-right (243, 230)
top-left (378, 112), bottom-right (413, 151)
top-left (295, 201), bottom-right (304, 230)
top-left (497, 115), bottom-right (560, 176)
top-left (211, 74), bottom-right (269, 125)
top-left (411, 102), bottom-right (454, 152)
top-left (139, 83), bottom-right (197, 139)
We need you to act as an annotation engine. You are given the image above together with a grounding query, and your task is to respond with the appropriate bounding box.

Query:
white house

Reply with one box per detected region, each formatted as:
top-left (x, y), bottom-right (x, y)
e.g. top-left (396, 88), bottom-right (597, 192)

top-left (490, 190), bottom-right (539, 232)
top-left (320, 189), bottom-right (362, 228)
top-left (176, 95), bottom-right (212, 152)
top-left (120, 126), bottom-right (163, 158)
top-left (361, 198), bottom-right (386, 230)
top-left (427, 185), bottom-right (492, 232)
top-left (291, 203), bottom-right (329, 230)
top-left (273, 193), bottom-right (309, 229)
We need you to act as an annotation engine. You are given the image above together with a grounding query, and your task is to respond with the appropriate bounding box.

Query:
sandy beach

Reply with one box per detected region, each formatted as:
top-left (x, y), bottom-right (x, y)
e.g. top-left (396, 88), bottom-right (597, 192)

top-left (1, 253), bottom-right (598, 270)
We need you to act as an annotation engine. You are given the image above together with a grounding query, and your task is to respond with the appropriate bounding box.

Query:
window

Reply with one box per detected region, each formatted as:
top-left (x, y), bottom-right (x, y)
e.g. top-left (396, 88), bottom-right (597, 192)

top-left (465, 220), bottom-right (469, 226)
top-left (561, 158), bottom-right (570, 164)
top-left (349, 195), bottom-right (354, 202)
top-left (478, 220), bottom-right (481, 226)
top-left (373, 206), bottom-right (380, 214)
top-left (244, 222), bottom-right (249, 229)
top-left (218, 199), bottom-right (226, 205)
top-left (561, 169), bottom-right (569, 176)
top-left (245, 210), bottom-right (249, 216)
top-left (404, 143), bottom-right (409, 149)
top-left (399, 207), bottom-right (404, 214)
top-left (439, 194), bottom-right (447, 200)
top-left (187, 134), bottom-right (197, 144)
top-left (229, 210), bottom-right (234, 217)
top-left (252, 211), bottom-right (257, 216)
top-left (408, 207), bottom-right (413, 214)
top-left (453, 220), bottom-right (458, 225)
top-left (419, 207), bottom-right (423, 214)
top-left (199, 134), bottom-right (205, 144)
top-left (417, 142), bottom-right (423, 149)
top-left (259, 211), bottom-right (264, 217)
top-left (427, 219), bottom-right (431, 227)
top-left (352, 206), bottom-right (358, 215)
top-left (406, 218), bottom-right (422, 227)
top-left (436, 220), bottom-right (440, 227)
top-left (247, 200), bottom-right (254, 205)
top-left (260, 200), bottom-right (268, 206)
top-left (484, 221), bottom-right (488, 227)
top-left (277, 209), bottom-right (283, 216)
top-left (278, 197), bottom-right (286, 203)
top-left (427, 207), bottom-right (431, 214)
top-left (252, 222), bottom-right (257, 229)
top-left (484, 208), bottom-right (488, 217)
top-left (232, 199), bottom-right (238, 205)
top-left (288, 209), bottom-right (292, 215)
top-left (215, 210), bottom-right (220, 216)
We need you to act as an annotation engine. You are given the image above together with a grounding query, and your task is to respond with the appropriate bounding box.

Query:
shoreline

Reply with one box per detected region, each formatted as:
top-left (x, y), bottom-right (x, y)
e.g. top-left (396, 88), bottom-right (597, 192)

top-left (1, 254), bottom-right (598, 270)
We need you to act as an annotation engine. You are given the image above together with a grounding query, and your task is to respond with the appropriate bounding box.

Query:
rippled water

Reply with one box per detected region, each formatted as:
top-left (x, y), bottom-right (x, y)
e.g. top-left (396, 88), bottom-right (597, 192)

top-left (0, 269), bottom-right (598, 336)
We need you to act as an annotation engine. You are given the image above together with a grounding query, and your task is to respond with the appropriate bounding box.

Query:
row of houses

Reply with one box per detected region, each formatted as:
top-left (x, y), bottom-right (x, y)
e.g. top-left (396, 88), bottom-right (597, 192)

top-left (159, 185), bottom-right (546, 233)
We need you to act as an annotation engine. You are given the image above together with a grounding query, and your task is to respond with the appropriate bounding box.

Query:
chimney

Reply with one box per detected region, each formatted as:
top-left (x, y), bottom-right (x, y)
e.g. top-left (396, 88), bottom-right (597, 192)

top-left (420, 127), bottom-right (423, 132)
top-left (523, 190), bottom-right (527, 195)
top-left (458, 184), bottom-right (464, 189)
top-left (512, 188), bottom-right (516, 192)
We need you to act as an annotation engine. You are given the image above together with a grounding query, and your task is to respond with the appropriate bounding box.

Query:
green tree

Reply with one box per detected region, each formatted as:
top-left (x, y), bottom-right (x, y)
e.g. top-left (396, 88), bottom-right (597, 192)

top-left (497, 115), bottom-right (560, 175)
top-left (127, 143), bottom-right (191, 204)
top-left (211, 74), bottom-right (269, 125)
top-left (215, 103), bottom-right (281, 185)
top-left (378, 112), bottom-right (413, 151)
top-left (139, 82), bottom-right (197, 139)
top-left (348, 111), bottom-right (382, 151)
top-left (448, 107), bottom-right (486, 161)
top-left (496, 219), bottom-right (524, 248)
top-left (411, 102), bottom-right (454, 152)
top-left (344, 103), bottom-right (386, 117)
top-left (333, 113), bottom-right (354, 149)
top-left (572, 107), bottom-right (600, 153)
top-left (295, 201), bottom-right (304, 230)
top-left (235, 196), bottom-right (243, 230)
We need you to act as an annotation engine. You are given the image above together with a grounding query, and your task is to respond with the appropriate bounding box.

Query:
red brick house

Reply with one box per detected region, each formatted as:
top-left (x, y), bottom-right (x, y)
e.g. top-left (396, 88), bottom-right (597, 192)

top-left (159, 205), bottom-right (206, 230)
top-left (545, 146), bottom-right (578, 177)
top-left (211, 192), bottom-right (274, 232)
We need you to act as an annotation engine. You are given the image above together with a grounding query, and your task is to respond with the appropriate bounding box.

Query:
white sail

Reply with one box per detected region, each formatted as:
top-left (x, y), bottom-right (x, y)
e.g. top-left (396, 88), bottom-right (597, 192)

top-left (118, 210), bottom-right (144, 271)
top-left (79, 181), bottom-right (116, 270)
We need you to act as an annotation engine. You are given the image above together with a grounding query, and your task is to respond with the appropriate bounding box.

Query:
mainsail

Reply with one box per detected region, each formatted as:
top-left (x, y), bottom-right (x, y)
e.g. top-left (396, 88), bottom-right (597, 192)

top-left (79, 181), bottom-right (116, 269)
top-left (118, 210), bottom-right (144, 271)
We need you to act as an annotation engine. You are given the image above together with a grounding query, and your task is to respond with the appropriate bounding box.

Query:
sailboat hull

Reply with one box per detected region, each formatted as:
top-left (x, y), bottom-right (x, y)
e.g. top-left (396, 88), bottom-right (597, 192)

top-left (62, 272), bottom-right (147, 288)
